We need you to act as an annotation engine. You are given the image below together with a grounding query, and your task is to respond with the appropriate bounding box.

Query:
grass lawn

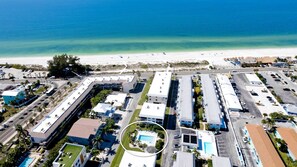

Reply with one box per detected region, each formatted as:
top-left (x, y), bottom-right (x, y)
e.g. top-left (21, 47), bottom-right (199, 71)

top-left (199, 122), bottom-right (204, 130)
top-left (110, 109), bottom-right (142, 167)
top-left (57, 144), bottom-right (82, 167)
top-left (138, 77), bottom-right (153, 105)
top-left (2, 106), bottom-right (19, 121)
top-left (268, 133), bottom-right (297, 167)
top-left (156, 154), bottom-right (162, 167)
top-left (35, 86), bottom-right (46, 95)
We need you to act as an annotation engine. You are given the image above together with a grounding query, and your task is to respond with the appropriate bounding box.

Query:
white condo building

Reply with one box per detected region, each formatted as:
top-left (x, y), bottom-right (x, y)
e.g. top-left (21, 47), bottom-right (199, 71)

top-left (216, 74), bottom-right (242, 112)
top-left (147, 72), bottom-right (172, 104)
top-left (30, 75), bottom-right (136, 144)
top-left (139, 102), bottom-right (166, 125)
top-left (177, 76), bottom-right (194, 127)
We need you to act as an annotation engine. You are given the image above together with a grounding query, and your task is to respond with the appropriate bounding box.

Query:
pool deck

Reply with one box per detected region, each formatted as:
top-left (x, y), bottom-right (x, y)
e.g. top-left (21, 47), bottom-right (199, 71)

top-left (198, 131), bottom-right (218, 158)
top-left (181, 128), bottom-right (218, 159)
top-left (19, 152), bottom-right (41, 167)
top-left (136, 131), bottom-right (158, 147)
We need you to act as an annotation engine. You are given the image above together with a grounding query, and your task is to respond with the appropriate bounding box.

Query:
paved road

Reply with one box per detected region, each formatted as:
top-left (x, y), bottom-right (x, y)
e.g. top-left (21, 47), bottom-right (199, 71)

top-left (101, 82), bottom-right (144, 167)
top-left (162, 80), bottom-right (180, 167)
top-left (0, 83), bottom-right (63, 144)
top-left (232, 73), bottom-right (263, 118)
top-left (0, 95), bottom-right (48, 144)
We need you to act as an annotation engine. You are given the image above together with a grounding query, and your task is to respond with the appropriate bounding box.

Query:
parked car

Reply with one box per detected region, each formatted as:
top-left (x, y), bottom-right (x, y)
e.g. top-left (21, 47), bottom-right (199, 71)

top-left (267, 85), bottom-right (273, 89)
top-left (283, 88), bottom-right (290, 91)
top-left (174, 134), bottom-right (181, 139)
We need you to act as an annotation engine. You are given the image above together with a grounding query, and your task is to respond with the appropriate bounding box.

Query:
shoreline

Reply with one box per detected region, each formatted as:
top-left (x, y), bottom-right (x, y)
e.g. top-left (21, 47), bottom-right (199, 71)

top-left (0, 47), bottom-right (296, 67)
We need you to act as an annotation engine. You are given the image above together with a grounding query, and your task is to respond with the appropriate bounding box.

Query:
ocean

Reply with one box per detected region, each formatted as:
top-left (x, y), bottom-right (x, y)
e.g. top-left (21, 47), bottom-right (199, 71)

top-left (0, 0), bottom-right (297, 57)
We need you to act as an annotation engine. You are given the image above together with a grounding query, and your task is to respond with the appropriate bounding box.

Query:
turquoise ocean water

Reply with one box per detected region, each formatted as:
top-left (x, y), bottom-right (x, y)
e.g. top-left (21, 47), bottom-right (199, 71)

top-left (1, 0), bottom-right (297, 57)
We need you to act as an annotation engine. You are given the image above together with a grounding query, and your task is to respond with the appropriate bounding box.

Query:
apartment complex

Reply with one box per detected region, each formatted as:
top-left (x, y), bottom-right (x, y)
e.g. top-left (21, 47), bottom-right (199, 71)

top-left (244, 124), bottom-right (285, 167)
top-left (1, 86), bottom-right (26, 105)
top-left (147, 72), bottom-right (172, 104)
top-left (119, 151), bottom-right (156, 167)
top-left (177, 76), bottom-right (194, 127)
top-left (67, 118), bottom-right (104, 146)
top-left (139, 102), bottom-right (166, 125)
top-left (30, 75), bottom-right (136, 144)
top-left (173, 151), bottom-right (195, 167)
top-left (201, 74), bottom-right (225, 130)
top-left (216, 74), bottom-right (242, 112)
top-left (275, 127), bottom-right (297, 161)
top-left (52, 143), bottom-right (89, 167)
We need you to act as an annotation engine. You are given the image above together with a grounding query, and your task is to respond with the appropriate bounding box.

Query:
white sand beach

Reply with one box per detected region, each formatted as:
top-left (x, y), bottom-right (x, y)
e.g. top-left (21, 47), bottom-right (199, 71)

top-left (0, 47), bottom-right (296, 67)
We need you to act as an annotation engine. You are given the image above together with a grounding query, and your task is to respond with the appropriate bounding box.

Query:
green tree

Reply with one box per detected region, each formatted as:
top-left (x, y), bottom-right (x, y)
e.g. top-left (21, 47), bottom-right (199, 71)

top-left (0, 142), bottom-right (3, 153)
top-left (276, 138), bottom-right (288, 153)
top-left (47, 54), bottom-right (87, 78)
top-left (192, 148), bottom-right (200, 159)
top-left (103, 118), bottom-right (115, 133)
top-left (29, 118), bottom-right (35, 125)
top-left (155, 140), bottom-right (164, 150)
top-left (92, 136), bottom-right (103, 149)
top-left (90, 90), bottom-right (112, 107)
top-left (15, 124), bottom-right (26, 138)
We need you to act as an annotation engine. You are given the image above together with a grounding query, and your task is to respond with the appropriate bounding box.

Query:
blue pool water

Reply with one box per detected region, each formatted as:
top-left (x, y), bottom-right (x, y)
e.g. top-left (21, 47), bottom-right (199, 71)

top-left (204, 142), bottom-right (214, 155)
top-left (198, 139), bottom-right (203, 151)
top-left (19, 157), bottom-right (34, 167)
top-left (138, 135), bottom-right (154, 143)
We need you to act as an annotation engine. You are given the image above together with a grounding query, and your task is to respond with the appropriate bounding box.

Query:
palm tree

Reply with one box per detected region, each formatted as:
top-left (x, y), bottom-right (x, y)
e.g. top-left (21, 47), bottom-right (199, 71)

top-left (266, 118), bottom-right (275, 131)
top-left (92, 136), bottom-right (103, 149)
top-left (29, 118), bottom-right (35, 126)
top-left (192, 148), bottom-right (200, 159)
top-left (15, 124), bottom-right (26, 138)
top-left (263, 113), bottom-right (268, 118)
top-left (261, 119), bottom-right (267, 126)
top-left (36, 106), bottom-right (42, 112)
top-left (0, 142), bottom-right (3, 153)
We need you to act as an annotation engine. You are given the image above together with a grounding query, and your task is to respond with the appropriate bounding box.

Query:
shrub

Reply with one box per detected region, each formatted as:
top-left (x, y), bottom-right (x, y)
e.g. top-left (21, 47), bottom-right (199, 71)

top-left (158, 132), bottom-right (164, 139)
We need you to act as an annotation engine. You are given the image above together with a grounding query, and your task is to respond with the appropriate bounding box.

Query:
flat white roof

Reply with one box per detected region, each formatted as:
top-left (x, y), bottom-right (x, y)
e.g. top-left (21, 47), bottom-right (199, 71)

top-left (147, 72), bottom-right (172, 97)
top-left (92, 103), bottom-right (113, 114)
top-left (173, 151), bottom-right (195, 167)
top-left (178, 76), bottom-right (194, 121)
top-left (201, 74), bottom-right (222, 125)
top-left (139, 102), bottom-right (166, 120)
top-left (2, 86), bottom-right (24, 96)
top-left (119, 151), bottom-right (156, 167)
top-left (105, 93), bottom-right (127, 107)
top-left (216, 74), bottom-right (242, 111)
top-left (245, 73), bottom-right (262, 84)
top-left (212, 156), bottom-right (232, 167)
top-left (246, 85), bottom-right (287, 116)
top-left (32, 75), bottom-right (134, 133)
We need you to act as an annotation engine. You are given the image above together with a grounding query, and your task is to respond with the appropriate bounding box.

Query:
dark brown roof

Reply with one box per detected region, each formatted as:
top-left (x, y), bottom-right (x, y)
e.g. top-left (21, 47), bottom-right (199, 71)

top-left (246, 124), bottom-right (285, 167)
top-left (67, 118), bottom-right (102, 139)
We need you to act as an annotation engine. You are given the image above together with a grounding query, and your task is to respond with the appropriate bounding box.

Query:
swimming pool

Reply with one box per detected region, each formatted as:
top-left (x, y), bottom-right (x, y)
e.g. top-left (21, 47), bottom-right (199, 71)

top-left (198, 139), bottom-right (203, 150)
top-left (204, 142), bottom-right (214, 155)
top-left (138, 135), bottom-right (154, 144)
top-left (19, 157), bottom-right (34, 167)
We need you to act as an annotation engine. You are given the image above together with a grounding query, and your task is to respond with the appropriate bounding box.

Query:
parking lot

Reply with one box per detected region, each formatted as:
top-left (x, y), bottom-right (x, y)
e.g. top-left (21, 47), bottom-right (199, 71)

top-left (260, 71), bottom-right (297, 104)
top-left (232, 73), bottom-right (263, 118)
